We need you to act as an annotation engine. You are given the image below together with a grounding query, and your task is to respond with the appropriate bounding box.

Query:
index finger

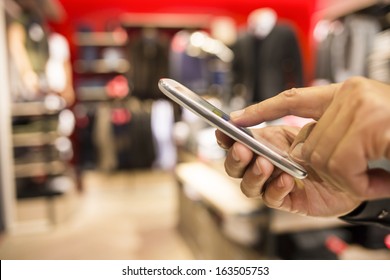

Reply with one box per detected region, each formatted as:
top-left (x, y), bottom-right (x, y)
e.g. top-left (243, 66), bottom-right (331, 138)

top-left (231, 83), bottom-right (341, 127)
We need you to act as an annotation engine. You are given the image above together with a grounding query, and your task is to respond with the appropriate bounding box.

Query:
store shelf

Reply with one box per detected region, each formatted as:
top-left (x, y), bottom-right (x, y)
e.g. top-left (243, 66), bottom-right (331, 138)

top-left (12, 100), bottom-right (64, 117)
top-left (74, 59), bottom-right (130, 74)
top-left (73, 27), bottom-right (134, 169)
top-left (12, 131), bottom-right (58, 147)
top-left (73, 31), bottom-right (128, 47)
top-left (14, 161), bottom-right (67, 178)
top-left (76, 86), bottom-right (111, 101)
top-left (16, 185), bottom-right (64, 200)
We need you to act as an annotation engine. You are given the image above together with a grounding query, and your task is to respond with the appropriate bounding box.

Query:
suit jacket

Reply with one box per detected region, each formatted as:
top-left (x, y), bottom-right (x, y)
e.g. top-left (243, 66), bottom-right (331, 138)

top-left (128, 34), bottom-right (170, 100)
top-left (232, 24), bottom-right (304, 104)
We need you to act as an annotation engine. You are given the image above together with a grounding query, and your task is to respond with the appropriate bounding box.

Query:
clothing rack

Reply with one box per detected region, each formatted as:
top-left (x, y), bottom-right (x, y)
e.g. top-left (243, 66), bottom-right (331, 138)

top-left (313, 0), bottom-right (390, 85)
top-left (315, 0), bottom-right (389, 21)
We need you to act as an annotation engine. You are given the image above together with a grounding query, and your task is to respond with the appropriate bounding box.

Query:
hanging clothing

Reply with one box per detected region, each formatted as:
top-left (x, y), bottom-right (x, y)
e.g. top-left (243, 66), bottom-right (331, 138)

top-left (232, 24), bottom-right (304, 104)
top-left (93, 98), bottom-right (157, 170)
top-left (169, 30), bottom-right (209, 93)
top-left (368, 29), bottom-right (390, 83)
top-left (314, 24), bottom-right (335, 83)
top-left (128, 29), bottom-right (170, 100)
top-left (330, 14), bottom-right (380, 83)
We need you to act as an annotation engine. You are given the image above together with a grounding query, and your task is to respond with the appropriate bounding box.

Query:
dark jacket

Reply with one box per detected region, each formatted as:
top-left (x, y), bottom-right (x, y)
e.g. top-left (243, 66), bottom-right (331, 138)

top-left (232, 24), bottom-right (304, 104)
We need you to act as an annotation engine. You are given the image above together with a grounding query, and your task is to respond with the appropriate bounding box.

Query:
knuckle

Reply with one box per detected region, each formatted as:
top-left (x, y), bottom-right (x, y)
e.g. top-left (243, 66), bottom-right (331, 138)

top-left (281, 87), bottom-right (299, 98)
top-left (280, 88), bottom-right (299, 114)
top-left (251, 102), bottom-right (264, 116)
top-left (343, 76), bottom-right (364, 88)
top-left (344, 76), bottom-right (367, 86)
top-left (327, 158), bottom-right (341, 175)
top-left (341, 77), bottom-right (369, 97)
top-left (309, 151), bottom-right (324, 169)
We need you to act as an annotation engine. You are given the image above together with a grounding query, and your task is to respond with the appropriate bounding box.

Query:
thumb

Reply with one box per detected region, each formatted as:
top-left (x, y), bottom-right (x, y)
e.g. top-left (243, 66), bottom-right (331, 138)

top-left (289, 122), bottom-right (323, 182)
top-left (289, 122), bottom-right (317, 163)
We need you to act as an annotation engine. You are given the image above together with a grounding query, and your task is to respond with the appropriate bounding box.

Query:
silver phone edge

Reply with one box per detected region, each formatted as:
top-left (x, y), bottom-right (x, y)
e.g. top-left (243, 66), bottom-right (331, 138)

top-left (158, 78), bottom-right (307, 179)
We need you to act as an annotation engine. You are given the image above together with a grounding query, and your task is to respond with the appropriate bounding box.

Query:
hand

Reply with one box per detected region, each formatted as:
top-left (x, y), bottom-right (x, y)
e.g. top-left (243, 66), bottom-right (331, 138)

top-left (217, 77), bottom-right (390, 217)
top-left (216, 126), bottom-right (362, 217)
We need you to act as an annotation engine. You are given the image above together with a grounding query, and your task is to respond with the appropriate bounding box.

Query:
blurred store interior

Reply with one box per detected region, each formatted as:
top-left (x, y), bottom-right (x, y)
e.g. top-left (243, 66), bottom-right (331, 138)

top-left (0, 0), bottom-right (390, 259)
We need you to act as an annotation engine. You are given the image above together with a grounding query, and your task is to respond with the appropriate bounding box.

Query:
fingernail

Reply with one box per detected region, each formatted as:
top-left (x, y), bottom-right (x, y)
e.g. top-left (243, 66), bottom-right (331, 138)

top-left (253, 159), bottom-right (262, 176)
top-left (217, 140), bottom-right (228, 150)
top-left (230, 109), bottom-right (245, 120)
top-left (290, 143), bottom-right (303, 161)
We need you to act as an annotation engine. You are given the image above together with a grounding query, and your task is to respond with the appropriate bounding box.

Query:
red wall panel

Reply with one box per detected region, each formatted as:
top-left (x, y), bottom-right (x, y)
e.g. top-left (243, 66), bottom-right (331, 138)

top-left (52, 0), bottom-right (318, 83)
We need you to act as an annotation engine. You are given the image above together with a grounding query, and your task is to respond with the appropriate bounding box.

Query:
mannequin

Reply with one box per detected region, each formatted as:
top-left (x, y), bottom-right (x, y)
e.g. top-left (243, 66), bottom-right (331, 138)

top-left (247, 8), bottom-right (277, 39)
top-left (210, 16), bottom-right (237, 47)
top-left (46, 32), bottom-right (75, 106)
top-left (232, 8), bottom-right (304, 104)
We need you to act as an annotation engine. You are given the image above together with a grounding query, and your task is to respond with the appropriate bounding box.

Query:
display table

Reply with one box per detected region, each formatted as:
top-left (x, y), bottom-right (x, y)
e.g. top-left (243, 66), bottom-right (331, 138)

top-left (175, 161), bottom-right (346, 259)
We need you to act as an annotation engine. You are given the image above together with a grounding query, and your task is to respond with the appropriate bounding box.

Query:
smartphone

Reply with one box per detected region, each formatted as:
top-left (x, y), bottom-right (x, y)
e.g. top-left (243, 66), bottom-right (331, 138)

top-left (158, 78), bottom-right (307, 179)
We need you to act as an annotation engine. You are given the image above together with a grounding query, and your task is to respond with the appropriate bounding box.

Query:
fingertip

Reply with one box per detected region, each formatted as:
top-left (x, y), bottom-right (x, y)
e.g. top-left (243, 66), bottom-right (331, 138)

top-left (230, 109), bottom-right (245, 121)
top-left (214, 129), bottom-right (223, 141)
top-left (215, 129), bottom-right (234, 149)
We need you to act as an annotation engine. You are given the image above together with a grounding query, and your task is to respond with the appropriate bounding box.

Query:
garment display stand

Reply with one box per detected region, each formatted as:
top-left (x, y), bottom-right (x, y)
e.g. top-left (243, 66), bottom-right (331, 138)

top-left (0, 0), bottom-right (78, 233)
top-left (72, 27), bottom-right (158, 171)
top-left (313, 1), bottom-right (390, 84)
top-left (10, 94), bottom-right (77, 231)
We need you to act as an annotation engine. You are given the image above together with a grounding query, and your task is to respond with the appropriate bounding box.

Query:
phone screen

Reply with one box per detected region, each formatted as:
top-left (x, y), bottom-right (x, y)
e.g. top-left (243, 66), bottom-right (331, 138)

top-left (159, 78), bottom-right (307, 179)
top-left (173, 84), bottom-right (255, 137)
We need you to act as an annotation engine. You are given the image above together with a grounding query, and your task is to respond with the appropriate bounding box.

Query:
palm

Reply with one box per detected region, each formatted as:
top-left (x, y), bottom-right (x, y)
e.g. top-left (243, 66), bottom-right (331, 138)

top-left (253, 125), bottom-right (361, 217)
top-left (279, 176), bottom-right (361, 217)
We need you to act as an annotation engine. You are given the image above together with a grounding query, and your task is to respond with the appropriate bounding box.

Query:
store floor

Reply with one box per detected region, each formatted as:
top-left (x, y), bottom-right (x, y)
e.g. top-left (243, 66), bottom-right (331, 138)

top-left (0, 169), bottom-right (194, 260)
